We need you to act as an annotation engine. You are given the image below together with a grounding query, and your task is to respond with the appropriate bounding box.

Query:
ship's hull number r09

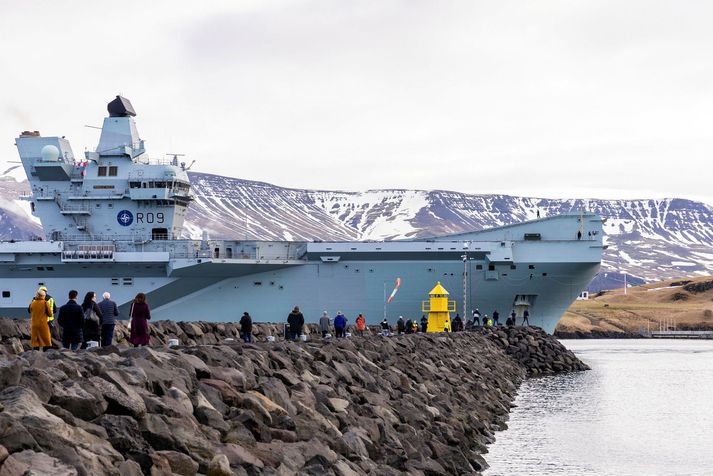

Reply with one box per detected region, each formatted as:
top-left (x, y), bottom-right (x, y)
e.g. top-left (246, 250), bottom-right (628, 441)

top-left (136, 212), bottom-right (165, 224)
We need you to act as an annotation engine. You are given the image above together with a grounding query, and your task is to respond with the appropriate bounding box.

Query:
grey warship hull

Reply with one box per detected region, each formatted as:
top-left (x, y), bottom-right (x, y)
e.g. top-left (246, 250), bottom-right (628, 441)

top-left (0, 97), bottom-right (603, 333)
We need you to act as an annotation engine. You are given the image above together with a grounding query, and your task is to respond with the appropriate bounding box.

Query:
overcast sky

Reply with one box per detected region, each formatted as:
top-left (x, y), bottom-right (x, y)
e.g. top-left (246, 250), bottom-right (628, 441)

top-left (1, 0), bottom-right (712, 205)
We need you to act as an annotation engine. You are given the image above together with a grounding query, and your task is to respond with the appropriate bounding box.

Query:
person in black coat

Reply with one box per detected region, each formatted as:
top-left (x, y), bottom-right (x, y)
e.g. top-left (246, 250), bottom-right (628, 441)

top-left (57, 290), bottom-right (84, 351)
top-left (287, 306), bottom-right (304, 341)
top-left (81, 291), bottom-right (103, 348)
top-left (396, 316), bottom-right (405, 335)
top-left (240, 312), bottom-right (253, 343)
top-left (420, 315), bottom-right (428, 333)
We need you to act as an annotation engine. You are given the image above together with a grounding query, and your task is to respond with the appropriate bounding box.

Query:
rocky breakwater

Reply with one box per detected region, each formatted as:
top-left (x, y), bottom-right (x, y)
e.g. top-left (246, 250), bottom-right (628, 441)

top-left (0, 326), bottom-right (587, 475)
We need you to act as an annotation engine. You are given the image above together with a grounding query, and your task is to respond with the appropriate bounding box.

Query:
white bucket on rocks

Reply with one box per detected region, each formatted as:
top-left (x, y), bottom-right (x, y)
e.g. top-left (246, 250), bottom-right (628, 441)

top-left (345, 332), bottom-right (352, 338)
top-left (167, 339), bottom-right (179, 347)
top-left (300, 334), bottom-right (307, 341)
top-left (266, 336), bottom-right (275, 342)
top-left (86, 341), bottom-right (99, 349)
top-left (325, 333), bottom-right (332, 339)
top-left (224, 338), bottom-right (235, 343)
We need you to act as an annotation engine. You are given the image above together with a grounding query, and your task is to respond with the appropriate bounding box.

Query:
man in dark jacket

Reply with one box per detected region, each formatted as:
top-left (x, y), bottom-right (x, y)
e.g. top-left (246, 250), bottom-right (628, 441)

top-left (453, 314), bottom-right (462, 332)
top-left (396, 316), bottom-right (405, 335)
top-left (333, 312), bottom-right (346, 338)
top-left (240, 312), bottom-right (253, 343)
top-left (420, 315), bottom-right (428, 333)
top-left (98, 292), bottom-right (119, 347)
top-left (57, 290), bottom-right (84, 351)
top-left (404, 318), bottom-right (413, 334)
top-left (492, 310), bottom-right (500, 326)
top-left (287, 306), bottom-right (304, 341)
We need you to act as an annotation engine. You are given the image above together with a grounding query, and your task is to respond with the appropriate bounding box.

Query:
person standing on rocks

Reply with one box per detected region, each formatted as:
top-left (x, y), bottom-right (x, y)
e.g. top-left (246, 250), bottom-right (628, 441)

top-left (411, 319), bottom-right (418, 333)
top-left (355, 313), bottom-right (366, 337)
top-left (397, 316), bottom-right (405, 335)
top-left (319, 311), bottom-right (331, 337)
top-left (381, 317), bottom-right (390, 335)
top-left (453, 314), bottom-right (463, 332)
top-left (492, 310), bottom-right (500, 326)
top-left (29, 289), bottom-right (52, 351)
top-left (334, 311), bottom-right (347, 338)
top-left (129, 292), bottom-right (151, 347)
top-left (81, 291), bottom-right (103, 348)
top-left (509, 309), bottom-right (517, 326)
top-left (287, 306), bottom-right (304, 341)
top-left (240, 312), bottom-right (253, 343)
top-left (38, 286), bottom-right (57, 333)
top-left (98, 292), bottom-right (119, 347)
top-left (57, 290), bottom-right (84, 350)
top-left (523, 309), bottom-right (530, 326)
top-left (404, 318), bottom-right (413, 334)
top-left (472, 308), bottom-right (481, 326)
top-left (483, 314), bottom-right (492, 327)
top-left (420, 315), bottom-right (428, 333)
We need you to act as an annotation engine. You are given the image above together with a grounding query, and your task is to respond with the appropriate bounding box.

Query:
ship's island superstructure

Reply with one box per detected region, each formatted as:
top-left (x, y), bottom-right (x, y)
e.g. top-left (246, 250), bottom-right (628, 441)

top-left (0, 97), bottom-right (604, 333)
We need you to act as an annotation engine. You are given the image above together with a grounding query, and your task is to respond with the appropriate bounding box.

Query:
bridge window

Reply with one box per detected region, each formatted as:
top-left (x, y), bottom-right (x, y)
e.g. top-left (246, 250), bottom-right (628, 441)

top-left (2, 291), bottom-right (10, 298)
top-left (122, 277), bottom-right (133, 286)
top-left (97, 166), bottom-right (107, 177)
top-left (488, 264), bottom-right (495, 271)
top-left (111, 278), bottom-right (119, 286)
top-left (108, 166), bottom-right (118, 176)
top-left (476, 264), bottom-right (483, 270)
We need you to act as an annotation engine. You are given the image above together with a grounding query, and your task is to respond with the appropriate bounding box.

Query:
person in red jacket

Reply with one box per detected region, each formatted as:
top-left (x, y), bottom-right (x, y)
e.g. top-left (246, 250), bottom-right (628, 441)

top-left (355, 314), bottom-right (366, 337)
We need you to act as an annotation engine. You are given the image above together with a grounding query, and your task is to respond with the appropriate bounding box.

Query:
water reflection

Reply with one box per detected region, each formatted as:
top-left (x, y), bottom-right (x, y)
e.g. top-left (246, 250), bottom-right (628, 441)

top-left (485, 340), bottom-right (713, 476)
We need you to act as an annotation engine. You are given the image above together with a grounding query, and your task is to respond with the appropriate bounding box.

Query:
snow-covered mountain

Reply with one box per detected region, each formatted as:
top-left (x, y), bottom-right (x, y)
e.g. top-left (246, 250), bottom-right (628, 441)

top-left (2, 169), bottom-right (713, 284)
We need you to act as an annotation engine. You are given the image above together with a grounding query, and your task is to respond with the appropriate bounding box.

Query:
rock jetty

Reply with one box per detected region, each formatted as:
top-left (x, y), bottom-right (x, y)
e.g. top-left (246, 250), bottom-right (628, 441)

top-left (0, 319), bottom-right (587, 475)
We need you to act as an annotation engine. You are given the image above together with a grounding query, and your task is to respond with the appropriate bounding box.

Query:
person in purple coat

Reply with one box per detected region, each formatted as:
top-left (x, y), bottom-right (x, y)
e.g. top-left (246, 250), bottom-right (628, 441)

top-left (129, 292), bottom-right (151, 346)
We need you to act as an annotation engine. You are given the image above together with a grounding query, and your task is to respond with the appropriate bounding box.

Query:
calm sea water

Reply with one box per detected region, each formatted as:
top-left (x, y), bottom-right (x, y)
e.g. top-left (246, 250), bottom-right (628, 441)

top-left (485, 339), bottom-right (713, 476)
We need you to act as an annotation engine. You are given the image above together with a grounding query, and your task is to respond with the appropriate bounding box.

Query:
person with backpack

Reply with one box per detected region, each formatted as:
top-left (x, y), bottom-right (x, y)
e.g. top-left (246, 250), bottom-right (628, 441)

top-left (240, 311), bottom-right (253, 343)
top-left (129, 292), bottom-right (151, 347)
top-left (355, 313), bottom-right (366, 337)
top-left (81, 291), bottom-right (103, 348)
top-left (98, 292), bottom-right (119, 347)
top-left (334, 311), bottom-right (347, 338)
top-left (57, 290), bottom-right (84, 350)
top-left (29, 289), bottom-right (52, 351)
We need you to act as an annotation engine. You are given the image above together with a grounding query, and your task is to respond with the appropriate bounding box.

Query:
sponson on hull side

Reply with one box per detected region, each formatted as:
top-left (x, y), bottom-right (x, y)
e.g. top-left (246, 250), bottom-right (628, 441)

top-left (0, 97), bottom-right (603, 333)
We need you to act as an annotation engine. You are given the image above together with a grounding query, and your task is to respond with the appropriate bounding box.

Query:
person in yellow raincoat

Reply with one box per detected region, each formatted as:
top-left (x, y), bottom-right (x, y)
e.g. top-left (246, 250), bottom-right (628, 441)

top-left (29, 290), bottom-right (52, 350)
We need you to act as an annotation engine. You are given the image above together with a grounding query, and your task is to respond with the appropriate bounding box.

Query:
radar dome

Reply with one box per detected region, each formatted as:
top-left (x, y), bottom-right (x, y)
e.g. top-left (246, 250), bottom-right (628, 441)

top-left (40, 144), bottom-right (60, 162)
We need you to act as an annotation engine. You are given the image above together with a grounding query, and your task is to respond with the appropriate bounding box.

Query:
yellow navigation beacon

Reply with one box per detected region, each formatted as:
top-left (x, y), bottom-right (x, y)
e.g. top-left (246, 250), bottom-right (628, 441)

top-left (422, 281), bottom-right (456, 332)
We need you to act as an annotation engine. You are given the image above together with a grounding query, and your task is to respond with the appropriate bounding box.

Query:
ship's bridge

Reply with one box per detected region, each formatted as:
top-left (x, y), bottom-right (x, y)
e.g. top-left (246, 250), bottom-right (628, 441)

top-left (15, 96), bottom-right (193, 243)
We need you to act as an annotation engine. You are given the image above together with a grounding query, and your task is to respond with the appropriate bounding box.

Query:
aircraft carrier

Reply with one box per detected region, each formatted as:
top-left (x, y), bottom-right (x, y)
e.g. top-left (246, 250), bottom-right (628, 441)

top-left (0, 96), bottom-right (604, 333)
